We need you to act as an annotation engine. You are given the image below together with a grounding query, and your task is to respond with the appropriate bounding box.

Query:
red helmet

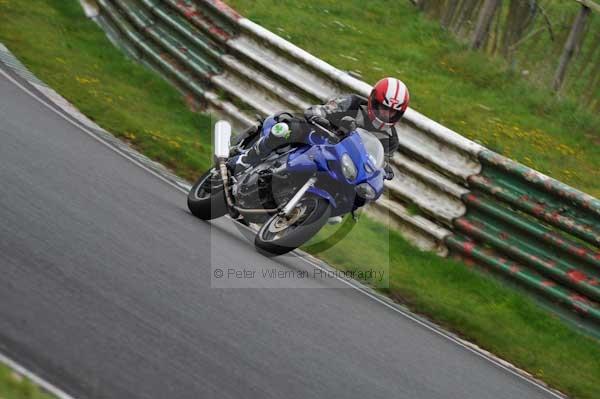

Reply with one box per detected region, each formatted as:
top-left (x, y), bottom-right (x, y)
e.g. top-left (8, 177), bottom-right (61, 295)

top-left (367, 78), bottom-right (410, 129)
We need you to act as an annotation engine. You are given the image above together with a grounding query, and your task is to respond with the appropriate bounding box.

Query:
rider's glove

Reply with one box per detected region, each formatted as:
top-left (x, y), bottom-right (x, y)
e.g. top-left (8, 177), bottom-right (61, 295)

top-left (307, 115), bottom-right (331, 128)
top-left (384, 163), bottom-right (394, 181)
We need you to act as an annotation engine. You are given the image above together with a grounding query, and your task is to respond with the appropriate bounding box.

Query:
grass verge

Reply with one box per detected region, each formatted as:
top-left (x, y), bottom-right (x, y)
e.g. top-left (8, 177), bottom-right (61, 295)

top-left (228, 0), bottom-right (600, 197)
top-left (310, 217), bottom-right (600, 399)
top-left (0, 1), bottom-right (599, 399)
top-left (0, 0), bottom-right (212, 181)
top-left (0, 364), bottom-right (55, 399)
top-left (421, 0), bottom-right (600, 110)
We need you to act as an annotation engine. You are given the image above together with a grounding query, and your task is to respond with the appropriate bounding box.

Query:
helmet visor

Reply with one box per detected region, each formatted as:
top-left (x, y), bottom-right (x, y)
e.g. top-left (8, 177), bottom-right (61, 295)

top-left (373, 100), bottom-right (402, 124)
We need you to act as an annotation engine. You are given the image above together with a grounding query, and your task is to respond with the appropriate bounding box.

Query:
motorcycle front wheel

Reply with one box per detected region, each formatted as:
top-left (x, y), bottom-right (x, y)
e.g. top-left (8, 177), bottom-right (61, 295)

top-left (187, 167), bottom-right (228, 220)
top-left (255, 194), bottom-right (331, 255)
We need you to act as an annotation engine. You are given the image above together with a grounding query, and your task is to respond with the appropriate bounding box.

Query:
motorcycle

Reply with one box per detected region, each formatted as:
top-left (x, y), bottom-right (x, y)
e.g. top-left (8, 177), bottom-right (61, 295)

top-left (187, 114), bottom-right (386, 255)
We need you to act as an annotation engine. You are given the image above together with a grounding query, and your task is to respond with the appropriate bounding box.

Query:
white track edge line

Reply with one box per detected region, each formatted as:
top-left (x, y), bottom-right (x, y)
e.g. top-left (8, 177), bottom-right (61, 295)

top-left (0, 352), bottom-right (75, 399)
top-left (229, 221), bottom-right (564, 398)
top-left (0, 66), bottom-right (566, 399)
top-left (294, 253), bottom-right (566, 398)
top-left (0, 67), bottom-right (189, 195)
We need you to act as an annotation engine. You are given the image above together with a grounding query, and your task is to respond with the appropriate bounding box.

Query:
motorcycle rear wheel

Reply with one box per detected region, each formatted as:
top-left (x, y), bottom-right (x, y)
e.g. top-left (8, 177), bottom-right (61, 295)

top-left (187, 168), bottom-right (228, 220)
top-left (255, 195), bottom-right (331, 255)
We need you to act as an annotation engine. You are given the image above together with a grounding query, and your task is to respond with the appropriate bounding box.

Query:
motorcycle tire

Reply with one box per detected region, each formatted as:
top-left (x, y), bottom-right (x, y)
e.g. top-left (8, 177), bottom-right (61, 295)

top-left (255, 194), bottom-right (331, 255)
top-left (187, 168), bottom-right (228, 220)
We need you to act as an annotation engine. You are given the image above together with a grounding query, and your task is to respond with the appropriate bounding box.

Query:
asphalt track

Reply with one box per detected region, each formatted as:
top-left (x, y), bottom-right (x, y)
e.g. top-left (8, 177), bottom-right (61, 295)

top-left (0, 65), bottom-right (560, 399)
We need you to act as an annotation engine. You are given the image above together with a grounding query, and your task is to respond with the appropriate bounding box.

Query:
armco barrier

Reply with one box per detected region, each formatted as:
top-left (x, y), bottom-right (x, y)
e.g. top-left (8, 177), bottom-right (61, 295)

top-left (87, 0), bottom-right (600, 326)
top-left (451, 151), bottom-right (600, 322)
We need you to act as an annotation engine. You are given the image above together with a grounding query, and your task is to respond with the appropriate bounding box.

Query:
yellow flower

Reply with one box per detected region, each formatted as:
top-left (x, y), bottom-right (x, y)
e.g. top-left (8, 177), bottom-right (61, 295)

top-left (76, 76), bottom-right (99, 85)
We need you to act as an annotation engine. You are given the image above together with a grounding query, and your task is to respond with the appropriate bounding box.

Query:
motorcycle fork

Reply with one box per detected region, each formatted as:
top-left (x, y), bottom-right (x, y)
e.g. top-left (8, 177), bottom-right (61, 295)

top-left (280, 176), bottom-right (317, 217)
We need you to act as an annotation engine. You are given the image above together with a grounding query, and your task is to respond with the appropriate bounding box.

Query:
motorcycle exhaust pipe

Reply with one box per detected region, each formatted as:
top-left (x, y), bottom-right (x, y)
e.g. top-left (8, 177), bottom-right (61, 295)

top-left (213, 121), bottom-right (235, 209)
top-left (213, 121), bottom-right (316, 219)
top-left (214, 120), bottom-right (232, 159)
top-left (213, 120), bottom-right (285, 216)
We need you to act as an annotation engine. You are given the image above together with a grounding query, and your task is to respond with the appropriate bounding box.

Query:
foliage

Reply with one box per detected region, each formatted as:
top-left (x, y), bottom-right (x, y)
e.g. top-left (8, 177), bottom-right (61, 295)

top-left (228, 0), bottom-right (600, 197)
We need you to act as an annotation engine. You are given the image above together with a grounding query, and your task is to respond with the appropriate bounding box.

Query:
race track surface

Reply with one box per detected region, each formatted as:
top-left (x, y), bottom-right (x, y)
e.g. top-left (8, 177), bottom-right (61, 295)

top-left (0, 67), bottom-right (558, 399)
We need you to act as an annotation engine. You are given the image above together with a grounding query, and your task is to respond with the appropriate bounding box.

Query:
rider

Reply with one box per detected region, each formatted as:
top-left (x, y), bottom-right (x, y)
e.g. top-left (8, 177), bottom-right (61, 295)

top-left (229, 77), bottom-right (410, 180)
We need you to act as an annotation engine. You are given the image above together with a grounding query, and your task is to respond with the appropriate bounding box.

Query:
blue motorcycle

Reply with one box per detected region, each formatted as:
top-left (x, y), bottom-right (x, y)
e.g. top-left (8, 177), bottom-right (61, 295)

top-left (188, 115), bottom-right (385, 255)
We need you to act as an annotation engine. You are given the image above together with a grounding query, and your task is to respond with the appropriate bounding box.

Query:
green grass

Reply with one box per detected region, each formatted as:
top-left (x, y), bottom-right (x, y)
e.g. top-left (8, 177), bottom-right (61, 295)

top-left (228, 0), bottom-right (600, 197)
top-left (421, 0), bottom-right (600, 108)
top-left (0, 364), bottom-right (55, 399)
top-left (1, 1), bottom-right (599, 399)
top-left (310, 217), bottom-right (600, 398)
top-left (0, 0), bottom-right (212, 181)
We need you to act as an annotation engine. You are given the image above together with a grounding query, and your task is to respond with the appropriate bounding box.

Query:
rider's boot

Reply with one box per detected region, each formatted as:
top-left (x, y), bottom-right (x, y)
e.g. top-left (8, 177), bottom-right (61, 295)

top-left (227, 135), bottom-right (270, 175)
top-left (227, 113), bottom-right (305, 175)
top-left (230, 124), bottom-right (260, 156)
top-left (227, 139), bottom-right (263, 175)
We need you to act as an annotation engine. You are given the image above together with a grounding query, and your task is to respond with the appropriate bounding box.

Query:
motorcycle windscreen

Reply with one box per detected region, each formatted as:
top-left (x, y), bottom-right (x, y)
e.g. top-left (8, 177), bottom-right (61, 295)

top-left (356, 128), bottom-right (385, 170)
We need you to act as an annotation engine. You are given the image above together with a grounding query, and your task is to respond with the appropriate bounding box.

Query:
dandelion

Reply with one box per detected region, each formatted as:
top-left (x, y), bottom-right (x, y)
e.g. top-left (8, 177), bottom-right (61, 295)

top-left (76, 76), bottom-right (99, 85)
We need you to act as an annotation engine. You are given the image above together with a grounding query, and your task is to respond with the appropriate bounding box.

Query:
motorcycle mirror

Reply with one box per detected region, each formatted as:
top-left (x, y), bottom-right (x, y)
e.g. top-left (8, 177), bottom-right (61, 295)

top-left (339, 116), bottom-right (357, 134)
top-left (214, 120), bottom-right (232, 159)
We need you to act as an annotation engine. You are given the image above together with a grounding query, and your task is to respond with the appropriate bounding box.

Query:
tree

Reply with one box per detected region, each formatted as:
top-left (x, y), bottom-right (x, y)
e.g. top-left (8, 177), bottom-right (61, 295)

top-left (452, 0), bottom-right (482, 36)
top-left (553, 5), bottom-right (592, 91)
top-left (471, 0), bottom-right (503, 49)
top-left (501, 0), bottom-right (537, 57)
top-left (441, 0), bottom-right (461, 29)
